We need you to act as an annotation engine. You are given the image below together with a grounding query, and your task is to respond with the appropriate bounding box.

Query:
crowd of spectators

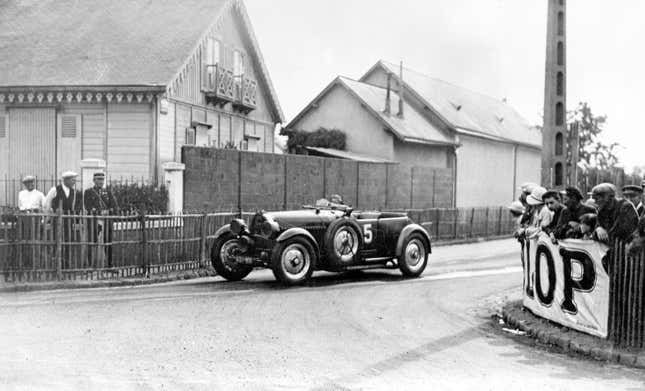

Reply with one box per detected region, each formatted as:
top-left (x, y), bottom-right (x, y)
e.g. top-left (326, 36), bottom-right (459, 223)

top-left (511, 182), bottom-right (643, 249)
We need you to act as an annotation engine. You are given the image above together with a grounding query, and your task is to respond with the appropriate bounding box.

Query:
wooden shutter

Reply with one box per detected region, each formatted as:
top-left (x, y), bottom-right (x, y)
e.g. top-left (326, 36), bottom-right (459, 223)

top-left (61, 115), bottom-right (77, 137)
top-left (0, 116), bottom-right (6, 138)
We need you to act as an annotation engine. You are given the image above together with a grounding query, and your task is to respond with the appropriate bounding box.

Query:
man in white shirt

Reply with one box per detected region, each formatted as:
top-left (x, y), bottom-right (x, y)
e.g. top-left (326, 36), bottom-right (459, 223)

top-left (18, 176), bottom-right (45, 212)
top-left (44, 171), bottom-right (82, 214)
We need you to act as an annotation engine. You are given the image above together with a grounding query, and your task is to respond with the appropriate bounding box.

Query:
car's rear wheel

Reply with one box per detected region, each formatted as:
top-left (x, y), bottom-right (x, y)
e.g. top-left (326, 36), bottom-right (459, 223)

top-left (211, 234), bottom-right (253, 281)
top-left (398, 233), bottom-right (429, 277)
top-left (271, 236), bottom-right (316, 285)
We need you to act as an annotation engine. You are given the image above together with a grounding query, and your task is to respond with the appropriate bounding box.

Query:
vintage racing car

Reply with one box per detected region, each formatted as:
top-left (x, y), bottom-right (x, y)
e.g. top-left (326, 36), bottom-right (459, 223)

top-left (211, 205), bottom-right (432, 285)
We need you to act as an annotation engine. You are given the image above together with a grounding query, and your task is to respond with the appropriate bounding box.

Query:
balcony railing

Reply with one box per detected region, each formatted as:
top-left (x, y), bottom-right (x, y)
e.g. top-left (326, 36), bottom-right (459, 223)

top-left (233, 75), bottom-right (257, 113)
top-left (202, 64), bottom-right (235, 105)
top-left (202, 65), bottom-right (257, 113)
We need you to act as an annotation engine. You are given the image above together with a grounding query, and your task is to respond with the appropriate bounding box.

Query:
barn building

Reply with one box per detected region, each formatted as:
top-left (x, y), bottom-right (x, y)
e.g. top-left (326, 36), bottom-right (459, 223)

top-left (0, 0), bottom-right (283, 204)
top-left (286, 61), bottom-right (542, 207)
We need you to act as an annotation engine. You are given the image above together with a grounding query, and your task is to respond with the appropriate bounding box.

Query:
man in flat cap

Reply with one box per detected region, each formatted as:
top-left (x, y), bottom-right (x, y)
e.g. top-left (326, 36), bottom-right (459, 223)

top-left (84, 172), bottom-right (118, 267)
top-left (44, 171), bottom-right (83, 214)
top-left (553, 186), bottom-right (596, 239)
top-left (44, 171), bottom-right (83, 267)
top-left (622, 185), bottom-right (644, 217)
top-left (18, 175), bottom-right (45, 213)
top-left (592, 183), bottom-right (638, 244)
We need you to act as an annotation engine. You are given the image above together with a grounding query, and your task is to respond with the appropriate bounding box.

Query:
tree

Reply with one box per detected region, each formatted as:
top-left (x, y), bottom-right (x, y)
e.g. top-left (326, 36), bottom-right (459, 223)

top-left (570, 102), bottom-right (620, 170)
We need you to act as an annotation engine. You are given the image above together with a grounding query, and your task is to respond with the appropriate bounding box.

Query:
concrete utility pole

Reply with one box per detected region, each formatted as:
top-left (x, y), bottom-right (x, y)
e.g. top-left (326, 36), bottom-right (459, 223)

top-left (541, 0), bottom-right (569, 188)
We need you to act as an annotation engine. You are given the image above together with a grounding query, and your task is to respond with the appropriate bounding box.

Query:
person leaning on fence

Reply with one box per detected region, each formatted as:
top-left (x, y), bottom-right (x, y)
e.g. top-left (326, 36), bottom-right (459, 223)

top-left (520, 186), bottom-right (552, 239)
top-left (518, 182), bottom-right (538, 227)
top-left (579, 213), bottom-right (598, 240)
top-left (553, 187), bottom-right (596, 239)
top-left (18, 175), bottom-right (45, 213)
top-left (622, 185), bottom-right (644, 217)
top-left (592, 183), bottom-right (638, 244)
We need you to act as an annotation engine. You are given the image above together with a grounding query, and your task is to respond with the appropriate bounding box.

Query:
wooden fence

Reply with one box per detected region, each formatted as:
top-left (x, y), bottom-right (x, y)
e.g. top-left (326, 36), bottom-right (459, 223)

top-left (0, 207), bottom-right (516, 283)
top-left (608, 241), bottom-right (645, 349)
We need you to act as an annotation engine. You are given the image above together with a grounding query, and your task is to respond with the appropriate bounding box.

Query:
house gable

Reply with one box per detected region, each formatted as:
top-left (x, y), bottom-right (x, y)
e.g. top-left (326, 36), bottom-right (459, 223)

top-left (167, 0), bottom-right (283, 124)
top-left (288, 80), bottom-right (395, 161)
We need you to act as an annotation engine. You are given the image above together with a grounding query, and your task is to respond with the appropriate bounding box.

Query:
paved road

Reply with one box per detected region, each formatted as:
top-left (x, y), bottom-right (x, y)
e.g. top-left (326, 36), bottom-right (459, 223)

top-left (0, 239), bottom-right (643, 390)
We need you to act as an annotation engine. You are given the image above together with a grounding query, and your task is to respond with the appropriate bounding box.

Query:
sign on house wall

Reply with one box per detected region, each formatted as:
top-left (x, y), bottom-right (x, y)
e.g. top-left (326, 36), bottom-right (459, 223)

top-left (522, 233), bottom-right (610, 338)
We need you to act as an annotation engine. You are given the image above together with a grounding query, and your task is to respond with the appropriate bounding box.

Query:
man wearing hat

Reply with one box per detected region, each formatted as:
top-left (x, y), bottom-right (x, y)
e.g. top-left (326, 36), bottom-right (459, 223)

top-left (84, 172), bottom-right (118, 267)
top-left (622, 185), bottom-right (644, 217)
top-left (83, 172), bottom-right (118, 215)
top-left (18, 175), bottom-right (45, 213)
top-left (44, 171), bottom-right (83, 214)
top-left (592, 183), bottom-right (638, 243)
top-left (523, 186), bottom-right (553, 238)
top-left (553, 186), bottom-right (596, 239)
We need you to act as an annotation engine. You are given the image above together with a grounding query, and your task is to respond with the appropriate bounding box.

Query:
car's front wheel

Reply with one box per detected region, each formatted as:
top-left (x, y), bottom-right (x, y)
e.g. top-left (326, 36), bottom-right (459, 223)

top-left (211, 234), bottom-right (254, 281)
top-left (398, 233), bottom-right (429, 277)
top-left (271, 236), bottom-right (316, 285)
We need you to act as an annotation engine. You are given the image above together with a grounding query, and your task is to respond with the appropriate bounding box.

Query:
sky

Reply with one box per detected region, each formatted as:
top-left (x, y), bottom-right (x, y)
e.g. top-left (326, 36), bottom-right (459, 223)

top-left (245, 0), bottom-right (645, 171)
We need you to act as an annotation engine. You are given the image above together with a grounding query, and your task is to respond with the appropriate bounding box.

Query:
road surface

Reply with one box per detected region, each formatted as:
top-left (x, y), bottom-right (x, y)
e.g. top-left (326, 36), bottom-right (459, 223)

top-left (0, 239), bottom-right (643, 390)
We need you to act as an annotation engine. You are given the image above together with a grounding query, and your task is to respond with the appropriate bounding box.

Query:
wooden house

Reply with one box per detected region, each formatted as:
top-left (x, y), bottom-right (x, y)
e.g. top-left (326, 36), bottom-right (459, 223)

top-left (0, 0), bottom-right (283, 199)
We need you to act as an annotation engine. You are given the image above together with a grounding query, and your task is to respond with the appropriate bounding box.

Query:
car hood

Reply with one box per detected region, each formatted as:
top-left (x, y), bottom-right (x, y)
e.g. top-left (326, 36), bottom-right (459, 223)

top-left (263, 209), bottom-right (345, 228)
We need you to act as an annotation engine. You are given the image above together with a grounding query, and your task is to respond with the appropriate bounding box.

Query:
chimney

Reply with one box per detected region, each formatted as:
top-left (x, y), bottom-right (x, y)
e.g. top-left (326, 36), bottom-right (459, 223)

top-left (397, 61), bottom-right (404, 118)
top-left (384, 73), bottom-right (392, 115)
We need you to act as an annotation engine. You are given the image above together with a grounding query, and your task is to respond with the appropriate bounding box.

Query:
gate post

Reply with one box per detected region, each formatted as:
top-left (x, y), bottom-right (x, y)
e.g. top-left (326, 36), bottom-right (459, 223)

top-left (163, 162), bottom-right (185, 215)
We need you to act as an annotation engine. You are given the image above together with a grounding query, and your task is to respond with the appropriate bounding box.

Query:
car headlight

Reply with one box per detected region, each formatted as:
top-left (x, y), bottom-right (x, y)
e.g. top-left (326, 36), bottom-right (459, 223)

top-left (261, 219), bottom-right (279, 237)
top-left (230, 218), bottom-right (247, 235)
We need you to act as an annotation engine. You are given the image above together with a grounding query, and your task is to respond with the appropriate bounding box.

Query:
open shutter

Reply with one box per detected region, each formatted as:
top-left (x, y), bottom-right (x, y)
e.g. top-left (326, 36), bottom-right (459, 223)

top-left (202, 38), bottom-right (213, 91)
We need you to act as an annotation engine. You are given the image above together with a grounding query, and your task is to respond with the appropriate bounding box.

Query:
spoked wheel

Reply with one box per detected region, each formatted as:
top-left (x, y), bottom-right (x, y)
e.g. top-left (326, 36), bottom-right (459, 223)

top-left (398, 233), bottom-right (429, 277)
top-left (271, 236), bottom-right (316, 285)
top-left (324, 219), bottom-right (362, 267)
top-left (211, 234), bottom-right (253, 281)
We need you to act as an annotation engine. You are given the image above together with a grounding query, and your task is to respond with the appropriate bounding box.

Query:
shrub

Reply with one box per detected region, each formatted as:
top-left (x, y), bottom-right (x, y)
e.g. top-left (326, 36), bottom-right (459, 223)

top-left (281, 127), bottom-right (346, 152)
top-left (110, 182), bottom-right (168, 214)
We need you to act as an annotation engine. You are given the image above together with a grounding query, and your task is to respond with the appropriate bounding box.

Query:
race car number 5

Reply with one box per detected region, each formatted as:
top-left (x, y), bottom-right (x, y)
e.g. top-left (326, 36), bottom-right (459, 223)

top-left (363, 224), bottom-right (373, 244)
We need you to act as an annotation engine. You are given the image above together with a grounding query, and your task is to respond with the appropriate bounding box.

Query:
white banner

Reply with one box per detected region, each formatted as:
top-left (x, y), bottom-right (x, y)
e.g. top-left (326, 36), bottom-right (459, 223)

top-left (522, 232), bottom-right (610, 338)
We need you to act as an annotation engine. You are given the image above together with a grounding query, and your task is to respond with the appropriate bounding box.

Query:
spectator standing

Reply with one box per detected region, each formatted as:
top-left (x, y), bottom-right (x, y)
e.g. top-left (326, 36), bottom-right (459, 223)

top-left (18, 176), bottom-right (45, 212)
top-left (518, 183), bottom-right (538, 226)
top-left (83, 172), bottom-right (118, 267)
top-left (542, 190), bottom-right (564, 234)
top-left (622, 185), bottom-right (644, 217)
top-left (592, 183), bottom-right (638, 243)
top-left (524, 186), bottom-right (552, 238)
top-left (553, 187), bottom-right (596, 239)
top-left (44, 171), bottom-right (83, 214)
top-left (44, 171), bottom-right (83, 267)
top-left (579, 213), bottom-right (598, 240)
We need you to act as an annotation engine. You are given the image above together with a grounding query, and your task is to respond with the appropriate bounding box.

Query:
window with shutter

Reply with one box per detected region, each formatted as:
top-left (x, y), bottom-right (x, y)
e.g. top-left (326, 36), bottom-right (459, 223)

top-left (0, 116), bottom-right (6, 138)
top-left (61, 115), bottom-right (77, 137)
top-left (186, 127), bottom-right (196, 145)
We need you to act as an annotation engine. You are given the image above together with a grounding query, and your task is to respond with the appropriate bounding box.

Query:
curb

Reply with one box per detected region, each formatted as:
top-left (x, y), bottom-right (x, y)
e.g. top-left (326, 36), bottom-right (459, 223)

top-left (501, 301), bottom-right (645, 369)
top-left (433, 234), bottom-right (513, 247)
top-left (0, 268), bottom-right (219, 293)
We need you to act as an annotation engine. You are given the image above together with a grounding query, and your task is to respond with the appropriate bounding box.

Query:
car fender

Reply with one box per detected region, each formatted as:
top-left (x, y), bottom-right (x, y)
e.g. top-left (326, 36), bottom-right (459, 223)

top-left (276, 228), bottom-right (320, 255)
top-left (214, 224), bottom-right (232, 240)
top-left (396, 224), bottom-right (432, 255)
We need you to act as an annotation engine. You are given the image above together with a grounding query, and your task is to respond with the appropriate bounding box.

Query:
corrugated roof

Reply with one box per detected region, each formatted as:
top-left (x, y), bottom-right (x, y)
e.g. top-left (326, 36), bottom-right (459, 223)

top-left (305, 147), bottom-right (395, 163)
top-left (365, 61), bottom-right (541, 148)
top-left (338, 77), bottom-right (456, 146)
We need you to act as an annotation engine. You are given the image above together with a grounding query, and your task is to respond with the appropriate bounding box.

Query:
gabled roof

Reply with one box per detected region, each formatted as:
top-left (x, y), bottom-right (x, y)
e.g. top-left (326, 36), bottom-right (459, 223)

top-left (361, 61), bottom-right (541, 148)
top-left (0, 0), bottom-right (284, 121)
top-left (287, 76), bottom-right (457, 147)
